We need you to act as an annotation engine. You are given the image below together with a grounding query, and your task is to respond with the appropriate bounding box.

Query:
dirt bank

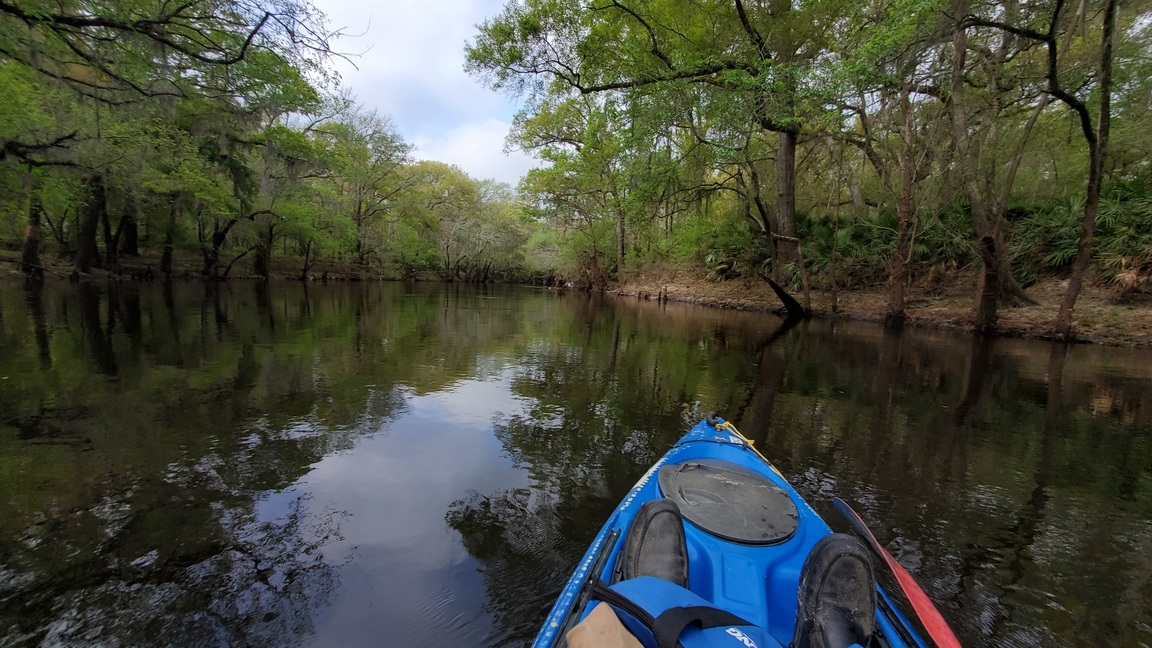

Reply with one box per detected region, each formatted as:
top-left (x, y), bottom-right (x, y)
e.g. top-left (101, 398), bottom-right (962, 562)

top-left (612, 269), bottom-right (1152, 348)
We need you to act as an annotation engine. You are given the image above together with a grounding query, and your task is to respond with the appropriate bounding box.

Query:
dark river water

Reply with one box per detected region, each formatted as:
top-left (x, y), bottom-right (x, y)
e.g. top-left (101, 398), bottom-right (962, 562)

top-left (1, 281), bottom-right (1150, 647)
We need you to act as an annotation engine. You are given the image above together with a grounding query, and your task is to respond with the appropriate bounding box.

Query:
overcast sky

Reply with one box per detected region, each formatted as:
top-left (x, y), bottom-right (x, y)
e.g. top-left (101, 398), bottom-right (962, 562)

top-left (314, 0), bottom-right (541, 187)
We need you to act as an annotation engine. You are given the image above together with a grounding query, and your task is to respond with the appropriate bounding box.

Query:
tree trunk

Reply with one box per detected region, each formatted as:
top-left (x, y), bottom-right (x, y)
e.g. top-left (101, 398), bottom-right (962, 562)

top-left (253, 245), bottom-right (270, 280)
top-left (887, 86), bottom-right (915, 324)
top-left (848, 176), bottom-right (868, 216)
top-left (974, 236), bottom-right (1000, 332)
top-left (20, 194), bottom-right (45, 279)
top-left (120, 204), bottom-right (139, 257)
top-left (992, 95), bottom-right (1052, 307)
top-left (161, 199), bottom-right (178, 276)
top-left (1053, 185), bottom-right (1101, 338)
top-left (1054, 0), bottom-right (1115, 339)
top-left (744, 159), bottom-right (778, 274)
top-left (831, 205), bottom-right (840, 313)
top-left (203, 216), bottom-right (242, 279)
top-left (161, 233), bottom-right (174, 275)
top-left (253, 222), bottom-right (273, 280)
top-left (101, 205), bottom-right (119, 272)
top-left (354, 229), bottom-right (366, 267)
top-left (775, 130), bottom-right (800, 267)
top-left (202, 217), bottom-right (225, 279)
top-left (615, 208), bottom-right (625, 281)
top-left (300, 240), bottom-right (315, 280)
top-left (202, 246), bottom-right (221, 279)
top-left (161, 239), bottom-right (174, 276)
top-left (75, 176), bottom-right (105, 274)
top-left (774, 130), bottom-right (812, 307)
top-left (949, 16), bottom-right (1000, 332)
top-left (980, 0), bottom-right (1040, 309)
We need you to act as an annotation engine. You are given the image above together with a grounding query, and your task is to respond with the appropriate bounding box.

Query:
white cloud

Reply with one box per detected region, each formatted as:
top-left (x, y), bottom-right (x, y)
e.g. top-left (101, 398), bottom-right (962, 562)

top-left (412, 120), bottom-right (541, 185)
top-left (314, 0), bottom-right (543, 186)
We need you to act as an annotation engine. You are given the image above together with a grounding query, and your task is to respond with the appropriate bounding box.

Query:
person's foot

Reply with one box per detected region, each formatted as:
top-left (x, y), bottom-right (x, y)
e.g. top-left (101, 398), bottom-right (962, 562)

top-left (615, 498), bottom-right (689, 587)
top-left (791, 533), bottom-right (876, 648)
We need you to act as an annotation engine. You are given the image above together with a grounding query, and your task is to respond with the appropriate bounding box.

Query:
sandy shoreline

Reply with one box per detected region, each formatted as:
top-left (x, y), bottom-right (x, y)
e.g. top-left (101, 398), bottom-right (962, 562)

top-left (610, 270), bottom-right (1152, 348)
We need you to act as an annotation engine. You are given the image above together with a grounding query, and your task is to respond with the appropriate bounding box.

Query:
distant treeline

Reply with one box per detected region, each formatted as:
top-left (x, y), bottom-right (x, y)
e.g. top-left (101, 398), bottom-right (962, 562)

top-left (1, 0), bottom-right (542, 283)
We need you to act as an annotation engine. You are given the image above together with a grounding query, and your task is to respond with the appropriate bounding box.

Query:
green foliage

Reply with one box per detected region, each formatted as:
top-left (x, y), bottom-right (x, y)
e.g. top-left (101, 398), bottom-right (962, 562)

top-left (1095, 194), bottom-right (1152, 295)
top-left (1013, 188), bottom-right (1152, 292)
top-left (0, 3), bottom-right (535, 282)
top-left (387, 220), bottom-right (440, 278)
top-left (465, 0), bottom-right (1152, 316)
top-left (522, 226), bottom-right (563, 274)
top-left (658, 201), bottom-right (767, 281)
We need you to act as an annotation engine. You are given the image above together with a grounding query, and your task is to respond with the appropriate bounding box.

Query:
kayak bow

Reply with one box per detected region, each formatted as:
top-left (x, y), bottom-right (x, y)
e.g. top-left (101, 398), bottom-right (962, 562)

top-left (533, 417), bottom-right (949, 648)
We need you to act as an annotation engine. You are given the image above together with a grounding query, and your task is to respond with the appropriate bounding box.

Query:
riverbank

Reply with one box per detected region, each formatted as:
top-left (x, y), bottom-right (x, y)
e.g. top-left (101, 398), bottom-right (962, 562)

top-left (7, 249), bottom-right (1150, 347)
top-left (611, 268), bottom-right (1152, 348)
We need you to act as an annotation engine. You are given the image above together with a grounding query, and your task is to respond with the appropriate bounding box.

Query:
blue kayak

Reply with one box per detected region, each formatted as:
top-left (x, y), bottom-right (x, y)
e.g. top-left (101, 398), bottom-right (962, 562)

top-left (532, 416), bottom-right (934, 648)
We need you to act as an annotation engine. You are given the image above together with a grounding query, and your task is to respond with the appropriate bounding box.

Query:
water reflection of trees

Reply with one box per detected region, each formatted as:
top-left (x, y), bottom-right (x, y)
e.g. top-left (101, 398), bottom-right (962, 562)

top-left (448, 301), bottom-right (796, 644)
top-left (447, 488), bottom-right (579, 647)
top-left (449, 299), bottom-right (1152, 648)
top-left (738, 326), bottom-right (1152, 646)
top-left (7, 490), bottom-right (345, 646)
top-left (0, 282), bottom-right (430, 645)
top-left (3, 284), bottom-right (1150, 647)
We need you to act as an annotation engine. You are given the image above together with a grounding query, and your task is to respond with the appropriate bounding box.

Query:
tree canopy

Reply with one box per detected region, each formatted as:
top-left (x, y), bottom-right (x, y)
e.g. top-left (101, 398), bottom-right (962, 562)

top-left (467, 0), bottom-right (1152, 336)
top-left (1, 0), bottom-right (535, 283)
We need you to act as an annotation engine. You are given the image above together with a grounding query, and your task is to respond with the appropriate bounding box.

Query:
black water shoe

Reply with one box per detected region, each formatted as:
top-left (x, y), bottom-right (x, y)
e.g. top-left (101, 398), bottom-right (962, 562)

top-left (791, 533), bottom-right (876, 648)
top-left (615, 498), bottom-right (689, 587)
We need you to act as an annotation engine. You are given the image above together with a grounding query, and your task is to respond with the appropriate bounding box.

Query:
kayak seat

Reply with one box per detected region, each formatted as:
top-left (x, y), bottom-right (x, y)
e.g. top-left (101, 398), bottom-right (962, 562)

top-left (593, 576), bottom-right (784, 648)
top-left (658, 459), bottom-right (799, 545)
top-left (614, 498), bottom-right (689, 587)
top-left (791, 533), bottom-right (877, 648)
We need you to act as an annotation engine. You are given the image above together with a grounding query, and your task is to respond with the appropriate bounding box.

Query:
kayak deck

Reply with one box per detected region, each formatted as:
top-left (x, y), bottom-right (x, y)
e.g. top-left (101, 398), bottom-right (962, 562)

top-left (533, 418), bottom-right (929, 648)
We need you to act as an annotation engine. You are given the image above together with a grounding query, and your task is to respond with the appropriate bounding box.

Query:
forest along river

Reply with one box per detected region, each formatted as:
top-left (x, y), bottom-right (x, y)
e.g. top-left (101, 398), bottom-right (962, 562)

top-left (0, 281), bottom-right (1150, 647)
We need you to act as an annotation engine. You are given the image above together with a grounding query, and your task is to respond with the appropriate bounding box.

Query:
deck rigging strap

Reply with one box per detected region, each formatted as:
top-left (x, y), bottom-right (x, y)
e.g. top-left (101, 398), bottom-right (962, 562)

top-left (705, 415), bottom-right (783, 478)
top-left (651, 606), bottom-right (753, 648)
top-left (591, 579), bottom-right (755, 648)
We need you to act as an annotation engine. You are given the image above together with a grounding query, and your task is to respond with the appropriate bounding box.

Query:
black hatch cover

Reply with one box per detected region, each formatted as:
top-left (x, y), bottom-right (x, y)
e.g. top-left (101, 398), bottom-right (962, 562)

top-left (658, 459), bottom-right (799, 545)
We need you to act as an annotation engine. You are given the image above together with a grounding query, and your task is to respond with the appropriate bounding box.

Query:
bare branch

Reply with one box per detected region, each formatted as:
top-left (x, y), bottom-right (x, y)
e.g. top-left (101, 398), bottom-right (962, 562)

top-left (964, 16), bottom-right (1049, 41)
top-left (1, 132), bottom-right (81, 166)
top-left (578, 62), bottom-right (752, 93)
top-left (734, 0), bottom-right (769, 59)
top-left (594, 1), bottom-right (675, 70)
